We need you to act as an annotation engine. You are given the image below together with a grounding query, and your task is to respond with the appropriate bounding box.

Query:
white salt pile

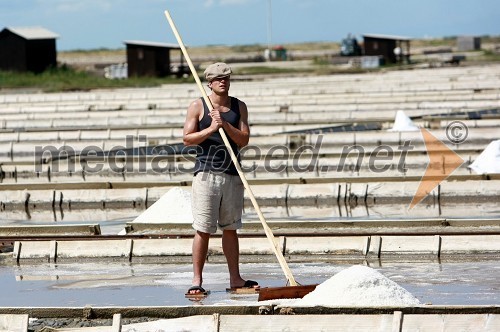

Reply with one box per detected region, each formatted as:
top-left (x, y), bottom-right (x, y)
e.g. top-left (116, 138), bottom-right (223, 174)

top-left (132, 187), bottom-right (193, 224)
top-left (296, 265), bottom-right (420, 307)
top-left (388, 110), bottom-right (419, 132)
top-left (468, 140), bottom-right (500, 174)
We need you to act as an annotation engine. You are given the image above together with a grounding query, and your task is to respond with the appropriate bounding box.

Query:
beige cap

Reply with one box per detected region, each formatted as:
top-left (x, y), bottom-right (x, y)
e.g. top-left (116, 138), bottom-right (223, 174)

top-left (204, 62), bottom-right (232, 81)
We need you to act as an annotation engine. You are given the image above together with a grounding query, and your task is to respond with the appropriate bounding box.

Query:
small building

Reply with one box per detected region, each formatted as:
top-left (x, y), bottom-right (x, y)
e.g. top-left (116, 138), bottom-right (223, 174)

top-left (124, 40), bottom-right (184, 78)
top-left (0, 26), bottom-right (59, 73)
top-left (362, 33), bottom-right (411, 64)
top-left (457, 36), bottom-right (481, 51)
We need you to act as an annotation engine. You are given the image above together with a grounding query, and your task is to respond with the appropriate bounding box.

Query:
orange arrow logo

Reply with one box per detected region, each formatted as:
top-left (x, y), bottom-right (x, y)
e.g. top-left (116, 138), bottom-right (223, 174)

top-left (409, 128), bottom-right (465, 209)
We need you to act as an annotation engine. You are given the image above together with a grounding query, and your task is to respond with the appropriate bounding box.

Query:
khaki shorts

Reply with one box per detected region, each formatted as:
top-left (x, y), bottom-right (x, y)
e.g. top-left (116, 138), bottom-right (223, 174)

top-left (191, 171), bottom-right (244, 234)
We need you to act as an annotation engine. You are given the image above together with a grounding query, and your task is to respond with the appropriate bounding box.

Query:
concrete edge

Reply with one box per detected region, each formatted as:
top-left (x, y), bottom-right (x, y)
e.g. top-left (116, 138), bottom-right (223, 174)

top-left (0, 305), bottom-right (499, 319)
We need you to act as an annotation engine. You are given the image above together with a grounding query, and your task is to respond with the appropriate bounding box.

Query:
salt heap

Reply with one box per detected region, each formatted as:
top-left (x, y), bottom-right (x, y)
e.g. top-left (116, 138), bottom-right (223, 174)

top-left (468, 140), bottom-right (500, 174)
top-left (388, 110), bottom-right (419, 132)
top-left (132, 187), bottom-right (193, 224)
top-left (296, 265), bottom-right (420, 307)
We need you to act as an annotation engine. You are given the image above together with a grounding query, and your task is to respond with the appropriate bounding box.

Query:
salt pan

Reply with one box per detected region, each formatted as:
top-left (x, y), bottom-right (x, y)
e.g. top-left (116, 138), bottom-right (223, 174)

top-left (296, 265), bottom-right (420, 307)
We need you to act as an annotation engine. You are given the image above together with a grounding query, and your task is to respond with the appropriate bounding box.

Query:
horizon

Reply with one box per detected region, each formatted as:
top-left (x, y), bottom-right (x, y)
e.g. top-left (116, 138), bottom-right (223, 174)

top-left (56, 34), bottom-right (499, 53)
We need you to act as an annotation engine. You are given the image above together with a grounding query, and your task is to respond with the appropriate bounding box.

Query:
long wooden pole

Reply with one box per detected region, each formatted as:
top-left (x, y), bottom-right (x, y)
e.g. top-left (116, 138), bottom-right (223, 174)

top-left (164, 10), bottom-right (297, 286)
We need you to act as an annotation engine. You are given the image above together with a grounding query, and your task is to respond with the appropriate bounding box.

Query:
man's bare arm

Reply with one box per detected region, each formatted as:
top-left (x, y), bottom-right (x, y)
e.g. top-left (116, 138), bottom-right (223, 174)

top-left (183, 99), bottom-right (221, 146)
top-left (221, 100), bottom-right (250, 147)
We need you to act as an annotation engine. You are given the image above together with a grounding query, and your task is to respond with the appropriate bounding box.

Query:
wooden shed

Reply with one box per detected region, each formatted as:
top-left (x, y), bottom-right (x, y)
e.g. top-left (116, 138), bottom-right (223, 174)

top-left (363, 33), bottom-right (411, 64)
top-left (124, 40), bottom-right (184, 78)
top-left (0, 26), bottom-right (59, 73)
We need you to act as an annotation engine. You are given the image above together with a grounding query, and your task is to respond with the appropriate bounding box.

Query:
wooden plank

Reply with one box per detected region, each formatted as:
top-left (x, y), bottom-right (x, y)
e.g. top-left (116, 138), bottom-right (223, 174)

top-left (132, 238), bottom-right (192, 256)
top-left (11, 234), bottom-right (500, 261)
top-left (17, 241), bottom-right (51, 260)
top-left (285, 236), bottom-right (369, 255)
top-left (441, 235), bottom-right (500, 254)
top-left (0, 224), bottom-right (101, 236)
top-left (219, 315), bottom-right (394, 332)
top-left (402, 314), bottom-right (499, 331)
top-left (112, 313), bottom-right (121, 332)
top-left (392, 311), bottom-right (403, 332)
top-left (56, 240), bottom-right (130, 259)
top-left (0, 173), bottom-right (498, 191)
top-left (121, 315), bottom-right (217, 332)
top-left (379, 236), bottom-right (435, 255)
top-left (126, 218), bottom-right (500, 234)
top-left (0, 314), bottom-right (29, 332)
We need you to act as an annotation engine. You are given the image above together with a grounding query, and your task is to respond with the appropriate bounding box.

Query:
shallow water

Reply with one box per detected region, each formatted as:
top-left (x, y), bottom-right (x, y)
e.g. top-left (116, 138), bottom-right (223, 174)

top-left (1, 202), bottom-right (499, 307)
top-left (0, 260), bottom-right (498, 307)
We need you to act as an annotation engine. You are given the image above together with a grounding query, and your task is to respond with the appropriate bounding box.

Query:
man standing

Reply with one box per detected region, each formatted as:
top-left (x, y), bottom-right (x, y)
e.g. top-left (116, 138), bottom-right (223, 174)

top-left (183, 62), bottom-right (259, 296)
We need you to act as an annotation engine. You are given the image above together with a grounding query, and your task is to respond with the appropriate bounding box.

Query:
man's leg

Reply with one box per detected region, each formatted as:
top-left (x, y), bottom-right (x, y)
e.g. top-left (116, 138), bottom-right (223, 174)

top-left (190, 230), bottom-right (210, 293)
top-left (222, 229), bottom-right (248, 288)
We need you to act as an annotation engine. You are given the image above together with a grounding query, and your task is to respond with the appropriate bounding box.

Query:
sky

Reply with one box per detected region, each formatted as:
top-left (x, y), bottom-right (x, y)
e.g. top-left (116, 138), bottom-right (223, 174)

top-left (1, 0), bottom-right (499, 51)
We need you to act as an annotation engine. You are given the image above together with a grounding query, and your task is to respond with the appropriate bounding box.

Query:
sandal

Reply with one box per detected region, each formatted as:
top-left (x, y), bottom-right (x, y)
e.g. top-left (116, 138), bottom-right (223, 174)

top-left (185, 285), bottom-right (209, 298)
top-left (226, 280), bottom-right (260, 292)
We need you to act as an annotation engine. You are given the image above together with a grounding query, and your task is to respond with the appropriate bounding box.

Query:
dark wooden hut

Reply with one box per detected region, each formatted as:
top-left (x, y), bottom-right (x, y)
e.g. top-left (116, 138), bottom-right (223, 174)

top-left (0, 26), bottom-right (59, 73)
top-left (124, 40), bottom-right (183, 78)
top-left (363, 33), bottom-right (411, 64)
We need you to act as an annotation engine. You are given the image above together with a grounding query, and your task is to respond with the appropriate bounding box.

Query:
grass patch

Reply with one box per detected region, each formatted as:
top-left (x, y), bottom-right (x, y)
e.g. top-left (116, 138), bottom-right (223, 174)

top-left (233, 66), bottom-right (305, 75)
top-left (0, 66), bottom-right (193, 92)
top-left (230, 44), bottom-right (264, 53)
top-left (467, 50), bottom-right (500, 63)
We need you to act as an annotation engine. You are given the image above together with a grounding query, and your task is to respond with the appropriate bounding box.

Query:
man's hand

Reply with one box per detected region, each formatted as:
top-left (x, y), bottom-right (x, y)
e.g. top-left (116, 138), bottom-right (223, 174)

top-left (209, 109), bottom-right (223, 132)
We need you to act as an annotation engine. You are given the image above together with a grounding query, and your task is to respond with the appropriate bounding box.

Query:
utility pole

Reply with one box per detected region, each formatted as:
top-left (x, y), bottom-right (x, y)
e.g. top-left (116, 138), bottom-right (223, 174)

top-left (266, 0), bottom-right (273, 61)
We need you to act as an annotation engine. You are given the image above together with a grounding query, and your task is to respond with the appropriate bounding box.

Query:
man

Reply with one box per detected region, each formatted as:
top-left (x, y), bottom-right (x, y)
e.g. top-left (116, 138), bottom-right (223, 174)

top-left (183, 62), bottom-right (259, 296)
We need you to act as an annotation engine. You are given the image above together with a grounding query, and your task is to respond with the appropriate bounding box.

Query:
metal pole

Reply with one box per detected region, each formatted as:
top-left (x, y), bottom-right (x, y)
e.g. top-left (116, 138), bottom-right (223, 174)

top-left (266, 0), bottom-right (273, 61)
top-left (267, 0), bottom-right (272, 52)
